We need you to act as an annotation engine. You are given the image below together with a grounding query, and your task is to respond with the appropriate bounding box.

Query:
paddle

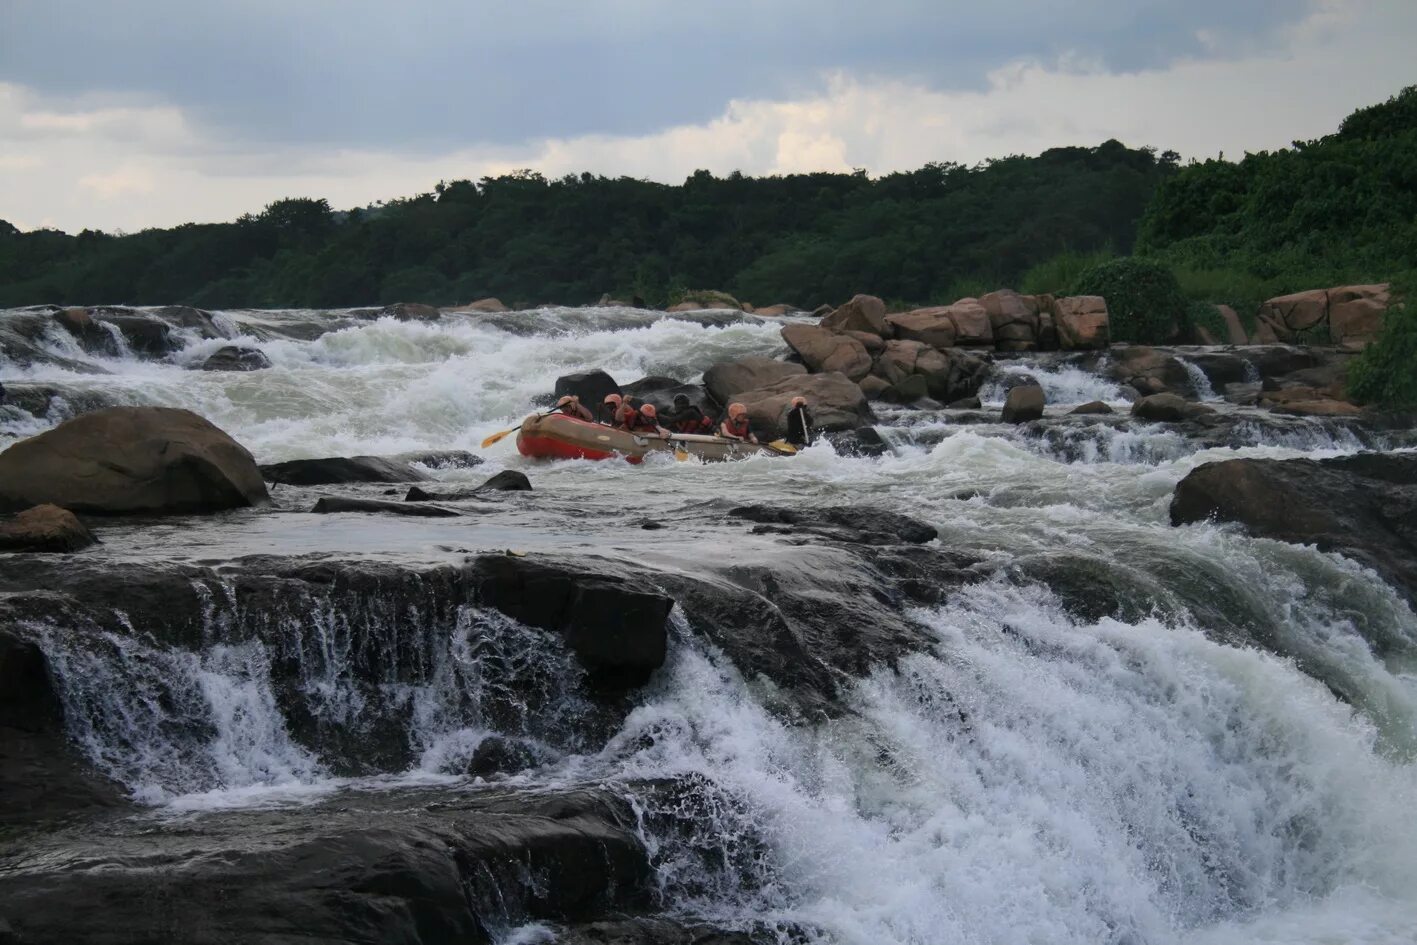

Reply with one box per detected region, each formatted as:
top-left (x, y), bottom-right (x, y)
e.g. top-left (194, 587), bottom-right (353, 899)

top-left (481, 412), bottom-right (545, 449)
top-left (765, 439), bottom-right (798, 456)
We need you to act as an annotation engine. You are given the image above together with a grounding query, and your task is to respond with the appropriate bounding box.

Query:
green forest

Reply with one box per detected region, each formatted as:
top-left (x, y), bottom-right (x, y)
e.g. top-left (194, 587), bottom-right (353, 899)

top-left (1, 87), bottom-right (1413, 317)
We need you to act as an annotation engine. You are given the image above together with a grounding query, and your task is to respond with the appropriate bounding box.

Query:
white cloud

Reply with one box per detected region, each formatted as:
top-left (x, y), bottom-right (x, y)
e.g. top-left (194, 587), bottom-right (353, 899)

top-left (0, 0), bottom-right (1411, 233)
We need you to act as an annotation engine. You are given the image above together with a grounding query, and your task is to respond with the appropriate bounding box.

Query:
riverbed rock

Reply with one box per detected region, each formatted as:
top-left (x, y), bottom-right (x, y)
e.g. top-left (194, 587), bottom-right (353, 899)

top-left (820, 294), bottom-right (888, 336)
top-left (914, 347), bottom-right (991, 403)
top-left (1131, 393), bottom-right (1215, 423)
top-left (0, 407), bottom-right (270, 515)
top-left (52, 307), bottom-right (114, 353)
top-left (383, 302), bottom-right (442, 321)
top-left (842, 329), bottom-right (886, 355)
top-left (729, 505), bottom-right (937, 545)
top-left (473, 555), bottom-right (670, 685)
top-left (1170, 451), bottom-right (1417, 604)
top-left (1052, 296), bottom-right (1110, 350)
top-left (0, 505), bottom-right (97, 553)
top-left (1258, 288), bottom-right (1329, 338)
top-left (1217, 305), bottom-right (1248, 345)
top-left (311, 496), bottom-right (461, 517)
top-left (621, 376), bottom-right (682, 400)
top-left (479, 470), bottom-right (532, 491)
top-left (201, 345), bottom-right (272, 371)
top-left (261, 454), bottom-right (434, 485)
top-left (857, 375), bottom-right (891, 400)
top-left (446, 297), bottom-right (510, 313)
top-left (554, 370), bottom-right (620, 408)
top-left (100, 313), bottom-right (178, 357)
top-left (885, 308), bottom-right (958, 349)
top-left (1108, 346), bottom-right (1192, 396)
top-left (942, 299), bottom-right (994, 346)
top-left (1328, 284), bottom-right (1391, 348)
top-left (981, 289), bottom-right (1040, 350)
top-left (1001, 384), bottom-right (1045, 423)
top-left (703, 357), bottom-right (806, 405)
top-left (1070, 401), bottom-right (1114, 415)
top-left (780, 324), bottom-right (871, 380)
top-left (732, 372), bottom-right (872, 437)
top-left (393, 450), bottom-right (483, 470)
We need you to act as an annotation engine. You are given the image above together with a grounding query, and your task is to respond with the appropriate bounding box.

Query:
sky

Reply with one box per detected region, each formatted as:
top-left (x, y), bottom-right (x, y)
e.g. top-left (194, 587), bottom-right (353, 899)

top-left (1, 0), bottom-right (1413, 233)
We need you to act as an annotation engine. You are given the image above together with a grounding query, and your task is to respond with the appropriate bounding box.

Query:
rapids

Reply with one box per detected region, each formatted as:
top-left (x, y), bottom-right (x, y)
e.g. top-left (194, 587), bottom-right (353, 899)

top-left (3, 305), bottom-right (1416, 944)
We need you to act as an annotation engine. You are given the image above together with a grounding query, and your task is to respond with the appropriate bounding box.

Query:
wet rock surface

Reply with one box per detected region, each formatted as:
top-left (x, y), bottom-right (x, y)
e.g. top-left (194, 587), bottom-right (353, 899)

top-left (261, 454), bottom-right (435, 485)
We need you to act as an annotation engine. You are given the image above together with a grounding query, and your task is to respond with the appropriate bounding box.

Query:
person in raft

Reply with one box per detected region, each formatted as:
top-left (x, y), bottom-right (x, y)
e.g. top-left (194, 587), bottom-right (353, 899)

top-left (664, 394), bottom-right (714, 434)
top-left (784, 396), bottom-right (814, 447)
top-left (719, 402), bottom-right (759, 444)
top-left (598, 393), bottom-right (626, 425)
top-left (552, 394), bottom-right (594, 422)
top-left (619, 401), bottom-right (671, 437)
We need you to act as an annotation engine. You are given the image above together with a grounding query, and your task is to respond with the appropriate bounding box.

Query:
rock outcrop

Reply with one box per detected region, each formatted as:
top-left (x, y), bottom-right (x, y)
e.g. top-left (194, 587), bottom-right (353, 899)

top-left (260, 454), bottom-right (434, 485)
top-left (780, 324), bottom-right (872, 380)
top-left (1170, 452), bottom-right (1417, 603)
top-left (445, 297), bottom-right (510, 313)
top-left (1131, 393), bottom-right (1215, 422)
top-left (1001, 384), bottom-right (1045, 423)
top-left (0, 407), bottom-right (270, 515)
top-left (201, 345), bottom-right (272, 371)
top-left (820, 294), bottom-right (888, 336)
top-left (0, 505), bottom-right (97, 553)
top-left (1255, 284), bottom-right (1391, 348)
top-left (704, 357), bottom-right (807, 405)
top-left (1052, 296), bottom-right (1110, 350)
top-left (554, 370), bottom-right (620, 409)
top-left (885, 308), bottom-right (957, 349)
top-left (732, 372), bottom-right (871, 437)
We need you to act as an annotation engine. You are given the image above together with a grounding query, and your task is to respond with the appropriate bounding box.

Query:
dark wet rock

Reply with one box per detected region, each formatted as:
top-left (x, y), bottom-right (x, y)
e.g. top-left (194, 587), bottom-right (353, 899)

top-left (200, 345), bottom-right (271, 371)
top-left (261, 454), bottom-right (433, 485)
top-left (472, 555), bottom-right (670, 686)
top-left (393, 449), bottom-right (483, 470)
top-left (621, 376), bottom-right (682, 400)
top-left (699, 352), bottom-right (804, 402)
top-left (148, 305), bottom-right (225, 338)
top-left (311, 496), bottom-right (461, 517)
top-left (1069, 400), bottom-right (1114, 415)
top-left (1131, 393), bottom-right (1216, 423)
top-left (994, 371), bottom-right (1041, 392)
top-left (1183, 351), bottom-right (1251, 388)
top-left (555, 370), bottom-right (621, 408)
top-left (0, 786), bottom-right (652, 945)
top-left (820, 293), bottom-right (888, 336)
top-left (826, 426), bottom-right (890, 457)
top-left (0, 504), bottom-right (97, 552)
top-left (948, 395), bottom-right (983, 409)
top-left (1235, 345), bottom-right (1322, 380)
top-left (554, 917), bottom-right (769, 945)
top-left (1223, 382), bottom-right (1262, 406)
top-left (630, 383), bottom-right (717, 418)
top-left (0, 406), bottom-right (269, 515)
top-left (466, 735), bottom-right (541, 778)
top-left (1108, 346), bottom-right (1192, 396)
top-left (729, 505), bottom-right (937, 545)
top-left (1001, 384), bottom-right (1045, 424)
top-left (0, 383), bottom-right (119, 420)
top-left (479, 470), bottom-right (532, 491)
top-left (883, 373), bottom-right (929, 403)
top-left (1171, 451), bottom-right (1417, 605)
top-left (735, 372), bottom-right (871, 438)
top-left (99, 312), bottom-right (178, 357)
top-left (384, 301), bottom-right (442, 321)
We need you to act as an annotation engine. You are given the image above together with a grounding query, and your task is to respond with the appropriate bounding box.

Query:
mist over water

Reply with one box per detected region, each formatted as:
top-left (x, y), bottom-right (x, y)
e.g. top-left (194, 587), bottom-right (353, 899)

top-left (5, 305), bottom-right (1417, 944)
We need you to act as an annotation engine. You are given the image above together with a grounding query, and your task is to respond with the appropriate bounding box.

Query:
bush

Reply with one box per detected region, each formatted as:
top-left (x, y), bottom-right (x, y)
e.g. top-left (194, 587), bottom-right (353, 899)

top-left (1186, 300), bottom-right (1230, 343)
top-left (1349, 293), bottom-right (1416, 407)
top-left (1020, 248), bottom-right (1115, 295)
top-left (1070, 257), bottom-right (1188, 344)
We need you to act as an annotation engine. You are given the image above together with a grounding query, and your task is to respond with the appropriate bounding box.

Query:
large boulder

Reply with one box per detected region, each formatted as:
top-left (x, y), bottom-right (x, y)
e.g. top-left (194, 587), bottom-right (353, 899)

top-left (1001, 384), bottom-right (1045, 424)
top-left (914, 347), bottom-right (991, 403)
top-left (0, 505), bottom-right (97, 552)
top-left (99, 313), bottom-right (179, 358)
top-left (820, 294), bottom-right (888, 336)
top-left (670, 290), bottom-right (741, 311)
top-left (872, 339), bottom-right (925, 386)
top-left (1217, 304), bottom-right (1249, 345)
top-left (980, 290), bottom-right (1040, 350)
top-left (445, 297), bottom-right (510, 314)
top-left (1170, 452), bottom-right (1417, 603)
top-left (260, 455), bottom-right (433, 485)
top-left (201, 346), bottom-right (272, 372)
top-left (1131, 393), bottom-right (1216, 423)
top-left (1327, 284), bottom-right (1391, 348)
top-left (885, 308), bottom-right (957, 349)
top-left (1258, 289), bottom-right (1329, 339)
top-left (554, 370), bottom-right (620, 408)
top-left (0, 407), bottom-right (270, 515)
top-left (943, 299), bottom-right (993, 346)
top-left (780, 325), bottom-right (871, 380)
top-left (1107, 346), bottom-right (1193, 396)
top-left (1052, 296), bottom-right (1110, 350)
top-left (733, 372), bottom-right (872, 437)
top-left (383, 302), bottom-right (441, 321)
top-left (703, 357), bottom-right (806, 405)
top-left (311, 496), bottom-right (460, 517)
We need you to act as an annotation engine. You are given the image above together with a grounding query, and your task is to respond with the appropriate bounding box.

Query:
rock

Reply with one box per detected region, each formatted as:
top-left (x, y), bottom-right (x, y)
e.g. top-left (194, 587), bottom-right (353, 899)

top-left (260, 455), bottom-right (433, 485)
top-left (1183, 351), bottom-right (1252, 388)
top-left (311, 496), bottom-right (461, 517)
top-left (872, 339), bottom-right (925, 386)
top-left (1259, 289), bottom-right (1330, 337)
top-left (1001, 384), bottom-right (1045, 423)
top-left (672, 290), bottom-right (741, 311)
top-left (1271, 399), bottom-right (1363, 417)
top-left (1170, 452), bottom-right (1417, 603)
top-left (473, 555), bottom-right (670, 684)
top-left (1327, 284), bottom-right (1391, 347)
top-left (1131, 393), bottom-right (1216, 422)
top-left (621, 376), bottom-right (682, 400)
top-left (753, 304), bottom-right (798, 317)
top-left (780, 324), bottom-right (871, 380)
top-left (383, 302), bottom-right (441, 321)
top-left (913, 347), bottom-right (991, 403)
top-left (0, 407), bottom-right (269, 515)
top-left (393, 450), bottom-right (483, 470)
top-left (1108, 346), bottom-right (1192, 396)
top-left (884, 374), bottom-right (929, 403)
top-left (732, 372), bottom-right (872, 437)
top-left (447, 297), bottom-right (510, 313)
top-left (885, 308), bottom-right (958, 349)
top-left (703, 357), bottom-right (806, 405)
top-left (729, 505), bottom-right (937, 544)
top-left (553, 917), bottom-right (764, 945)
top-left (1037, 311), bottom-right (1059, 351)
top-left (0, 505), bottom-right (97, 553)
top-left (858, 375), bottom-right (891, 400)
top-left (478, 470), bottom-right (532, 491)
top-left (842, 329), bottom-right (886, 355)
top-left (981, 289), bottom-right (1040, 349)
top-left (1069, 400), bottom-right (1114, 415)
top-left (942, 299), bottom-right (994, 346)
top-left (630, 383), bottom-right (718, 418)
top-left (466, 735), bottom-right (539, 778)
top-left (665, 301), bottom-right (699, 312)
top-left (1217, 305), bottom-right (1249, 345)
top-left (554, 370), bottom-right (620, 408)
top-left (1052, 296), bottom-right (1110, 350)
top-left (200, 345), bottom-right (272, 371)
top-left (820, 294), bottom-right (888, 336)
top-left (811, 304), bottom-right (834, 318)
top-left (831, 426), bottom-right (890, 457)
top-left (948, 396), bottom-right (983, 409)
top-left (52, 307), bottom-right (113, 352)
top-left (100, 313), bottom-right (178, 357)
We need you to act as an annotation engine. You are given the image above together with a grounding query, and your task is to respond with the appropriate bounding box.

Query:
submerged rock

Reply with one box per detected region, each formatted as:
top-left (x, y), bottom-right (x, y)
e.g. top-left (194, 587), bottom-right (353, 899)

top-left (310, 496), bottom-right (461, 517)
top-left (729, 504), bottom-right (938, 544)
top-left (1001, 384), bottom-right (1045, 424)
top-left (0, 505), bottom-right (97, 552)
top-left (1131, 393), bottom-right (1215, 423)
top-left (1170, 451), bottom-right (1417, 605)
top-left (0, 407), bottom-right (270, 515)
top-left (260, 454), bottom-right (434, 485)
top-left (479, 470), bottom-right (532, 491)
top-left (1069, 400), bottom-right (1114, 415)
top-left (200, 345), bottom-right (271, 371)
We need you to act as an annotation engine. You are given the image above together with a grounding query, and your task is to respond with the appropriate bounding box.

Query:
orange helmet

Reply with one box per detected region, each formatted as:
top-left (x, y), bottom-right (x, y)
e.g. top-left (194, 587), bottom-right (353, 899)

top-left (728, 402), bottom-right (748, 418)
top-left (790, 396), bottom-right (807, 408)
top-left (603, 393), bottom-right (622, 406)
top-left (640, 403), bottom-right (657, 418)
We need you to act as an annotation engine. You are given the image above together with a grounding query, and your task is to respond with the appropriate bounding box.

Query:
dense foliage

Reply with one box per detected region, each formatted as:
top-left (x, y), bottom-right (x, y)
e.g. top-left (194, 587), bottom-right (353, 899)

top-left (0, 143), bottom-right (1177, 309)
top-left (1349, 285), bottom-right (1416, 408)
top-left (1070, 257), bottom-right (1189, 344)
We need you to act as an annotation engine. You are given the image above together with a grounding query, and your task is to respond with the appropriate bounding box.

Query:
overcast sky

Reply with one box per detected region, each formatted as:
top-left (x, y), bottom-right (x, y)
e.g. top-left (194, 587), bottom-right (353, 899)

top-left (1, 0), bottom-right (1413, 233)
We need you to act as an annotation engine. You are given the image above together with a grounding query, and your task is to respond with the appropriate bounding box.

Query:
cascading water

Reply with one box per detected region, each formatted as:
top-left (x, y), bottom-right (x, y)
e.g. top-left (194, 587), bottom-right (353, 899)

top-left (4, 303), bottom-right (1417, 944)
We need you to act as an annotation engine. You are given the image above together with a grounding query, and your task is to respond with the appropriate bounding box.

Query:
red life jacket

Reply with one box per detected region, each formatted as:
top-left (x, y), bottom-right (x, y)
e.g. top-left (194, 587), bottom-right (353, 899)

top-left (724, 415), bottom-right (751, 438)
top-left (623, 407), bottom-right (660, 433)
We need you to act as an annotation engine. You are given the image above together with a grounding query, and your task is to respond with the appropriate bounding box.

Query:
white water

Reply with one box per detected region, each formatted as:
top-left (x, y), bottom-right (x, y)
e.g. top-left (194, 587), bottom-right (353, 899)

top-left (6, 305), bottom-right (1417, 944)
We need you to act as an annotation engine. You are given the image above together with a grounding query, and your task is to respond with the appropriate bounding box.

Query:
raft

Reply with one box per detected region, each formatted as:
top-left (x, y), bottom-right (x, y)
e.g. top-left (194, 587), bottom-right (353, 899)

top-left (516, 413), bottom-right (775, 463)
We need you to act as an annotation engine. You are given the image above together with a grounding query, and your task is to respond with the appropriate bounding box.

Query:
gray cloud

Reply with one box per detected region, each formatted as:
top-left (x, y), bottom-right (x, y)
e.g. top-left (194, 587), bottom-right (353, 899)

top-left (0, 0), bottom-right (1318, 151)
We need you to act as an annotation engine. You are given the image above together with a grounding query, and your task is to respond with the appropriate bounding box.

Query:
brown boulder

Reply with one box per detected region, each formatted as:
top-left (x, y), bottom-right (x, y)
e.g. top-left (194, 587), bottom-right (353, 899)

top-left (1070, 401), bottom-right (1114, 415)
top-left (780, 325), bottom-right (871, 380)
top-left (1001, 385), bottom-right (1045, 424)
top-left (944, 299), bottom-right (993, 346)
top-left (1131, 393), bottom-right (1215, 423)
top-left (1217, 305), bottom-right (1249, 346)
top-left (981, 290), bottom-right (1040, 348)
top-left (915, 347), bottom-right (991, 402)
top-left (703, 357), bottom-right (806, 404)
top-left (0, 407), bottom-right (270, 515)
top-left (1271, 399), bottom-right (1363, 417)
top-left (0, 505), bottom-right (97, 552)
top-left (1108, 347), bottom-right (1192, 396)
top-left (872, 339), bottom-right (925, 385)
top-left (858, 375), bottom-right (892, 400)
top-left (821, 294), bottom-right (888, 336)
top-left (886, 308), bottom-right (957, 349)
top-left (1052, 296), bottom-right (1110, 350)
top-left (754, 304), bottom-right (798, 317)
top-left (733, 372), bottom-right (872, 437)
top-left (1260, 290), bottom-right (1328, 334)
top-left (446, 297), bottom-right (510, 314)
top-left (843, 330), bottom-right (886, 355)
top-left (1327, 285), bottom-right (1391, 347)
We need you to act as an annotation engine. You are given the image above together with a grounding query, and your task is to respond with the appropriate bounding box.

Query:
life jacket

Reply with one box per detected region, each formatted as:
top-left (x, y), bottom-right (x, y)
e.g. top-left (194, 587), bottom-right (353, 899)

top-left (622, 406), bottom-right (660, 433)
top-left (671, 408), bottom-right (708, 434)
top-left (723, 415), bottom-right (751, 439)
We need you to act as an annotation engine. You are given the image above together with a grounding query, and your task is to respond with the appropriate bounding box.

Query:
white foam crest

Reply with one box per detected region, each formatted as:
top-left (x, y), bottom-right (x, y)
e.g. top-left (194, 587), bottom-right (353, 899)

top-left (981, 362), bottom-right (1129, 406)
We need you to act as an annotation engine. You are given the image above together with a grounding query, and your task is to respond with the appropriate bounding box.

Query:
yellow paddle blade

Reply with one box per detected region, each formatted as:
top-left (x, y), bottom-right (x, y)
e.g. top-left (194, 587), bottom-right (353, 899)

top-left (767, 439), bottom-right (798, 455)
top-left (480, 427), bottom-right (516, 449)
top-left (674, 447), bottom-right (690, 462)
